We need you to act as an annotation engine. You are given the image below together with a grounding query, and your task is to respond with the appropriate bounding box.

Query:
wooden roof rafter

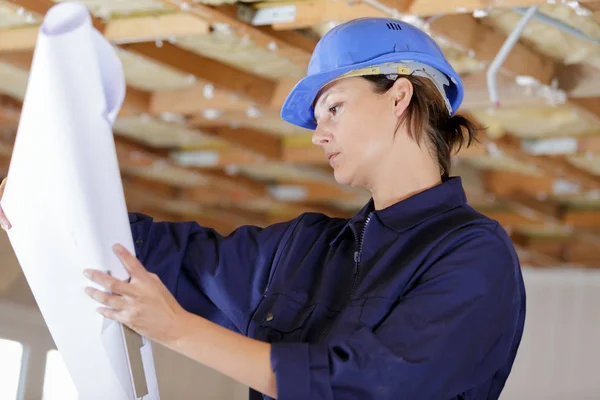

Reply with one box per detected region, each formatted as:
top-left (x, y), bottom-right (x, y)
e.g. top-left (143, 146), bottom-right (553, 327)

top-left (0, 0), bottom-right (599, 269)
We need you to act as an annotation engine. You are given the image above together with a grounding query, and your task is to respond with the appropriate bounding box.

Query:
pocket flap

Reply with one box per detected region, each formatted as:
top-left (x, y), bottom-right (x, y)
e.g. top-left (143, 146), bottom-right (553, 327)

top-left (257, 294), bottom-right (315, 333)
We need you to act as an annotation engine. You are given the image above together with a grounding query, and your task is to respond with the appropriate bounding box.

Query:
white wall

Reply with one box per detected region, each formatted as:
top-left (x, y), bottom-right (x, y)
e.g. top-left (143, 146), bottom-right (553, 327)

top-left (501, 267), bottom-right (600, 399)
top-left (1, 266), bottom-right (599, 399)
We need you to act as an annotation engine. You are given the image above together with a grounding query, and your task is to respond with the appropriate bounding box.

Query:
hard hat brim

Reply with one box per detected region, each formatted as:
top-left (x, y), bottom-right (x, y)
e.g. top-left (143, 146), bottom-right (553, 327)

top-left (280, 52), bottom-right (463, 130)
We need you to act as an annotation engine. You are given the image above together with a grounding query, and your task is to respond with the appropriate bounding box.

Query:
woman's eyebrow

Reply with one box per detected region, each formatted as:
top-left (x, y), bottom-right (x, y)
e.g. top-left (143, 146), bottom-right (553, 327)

top-left (315, 92), bottom-right (332, 110)
top-left (313, 92), bottom-right (332, 121)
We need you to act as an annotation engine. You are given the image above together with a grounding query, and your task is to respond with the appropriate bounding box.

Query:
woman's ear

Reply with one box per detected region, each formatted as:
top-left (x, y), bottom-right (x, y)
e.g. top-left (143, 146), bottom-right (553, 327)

top-left (390, 77), bottom-right (413, 117)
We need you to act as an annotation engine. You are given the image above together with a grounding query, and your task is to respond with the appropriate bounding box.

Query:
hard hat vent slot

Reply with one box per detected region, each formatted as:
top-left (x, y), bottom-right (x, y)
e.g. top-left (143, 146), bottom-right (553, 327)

top-left (386, 22), bottom-right (402, 31)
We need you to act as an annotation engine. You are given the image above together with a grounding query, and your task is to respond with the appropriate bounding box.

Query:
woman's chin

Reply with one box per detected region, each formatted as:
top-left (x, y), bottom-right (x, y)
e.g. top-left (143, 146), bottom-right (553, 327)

top-left (332, 167), bottom-right (352, 187)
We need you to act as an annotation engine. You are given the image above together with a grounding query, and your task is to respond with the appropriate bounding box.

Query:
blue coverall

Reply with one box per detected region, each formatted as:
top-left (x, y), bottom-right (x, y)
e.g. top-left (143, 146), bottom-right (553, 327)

top-left (128, 176), bottom-right (526, 400)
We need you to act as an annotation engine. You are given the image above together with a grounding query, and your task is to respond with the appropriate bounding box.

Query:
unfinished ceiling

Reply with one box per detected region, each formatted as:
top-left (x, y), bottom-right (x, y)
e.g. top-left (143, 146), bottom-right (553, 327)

top-left (1, 0), bottom-right (600, 298)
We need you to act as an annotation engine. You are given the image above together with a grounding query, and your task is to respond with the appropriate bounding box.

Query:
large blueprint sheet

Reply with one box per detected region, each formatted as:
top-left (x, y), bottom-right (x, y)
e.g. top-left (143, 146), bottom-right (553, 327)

top-left (1, 3), bottom-right (160, 399)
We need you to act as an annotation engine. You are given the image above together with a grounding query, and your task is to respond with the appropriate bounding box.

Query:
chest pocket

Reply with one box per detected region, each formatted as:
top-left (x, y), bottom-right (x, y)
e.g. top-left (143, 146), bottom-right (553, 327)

top-left (253, 293), bottom-right (316, 343)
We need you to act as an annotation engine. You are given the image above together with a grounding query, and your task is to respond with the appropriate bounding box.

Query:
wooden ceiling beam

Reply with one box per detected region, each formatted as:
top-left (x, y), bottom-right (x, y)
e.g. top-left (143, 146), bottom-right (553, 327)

top-left (0, 50), bottom-right (150, 116)
top-left (479, 168), bottom-right (600, 266)
top-left (483, 170), bottom-right (555, 199)
top-left (406, 0), bottom-right (600, 15)
top-left (568, 97), bottom-right (600, 120)
top-left (428, 14), bottom-right (555, 85)
top-left (123, 169), bottom-right (356, 228)
top-left (236, 0), bottom-right (387, 30)
top-left (460, 71), bottom-right (560, 110)
top-left (122, 173), bottom-right (267, 214)
top-left (0, 95), bottom-right (21, 130)
top-left (204, 126), bottom-right (328, 165)
top-left (5, 0), bottom-right (279, 110)
top-left (492, 133), bottom-right (600, 192)
top-left (186, 108), bottom-right (282, 128)
top-left (158, 1), bottom-right (312, 67)
top-left (151, 68), bottom-right (600, 116)
top-left (124, 196), bottom-right (245, 235)
top-left (115, 132), bottom-right (364, 209)
top-left (516, 134), bottom-right (600, 156)
top-left (169, 147), bottom-right (266, 168)
top-left (463, 112), bottom-right (600, 191)
top-left (510, 232), bottom-right (600, 268)
top-left (0, 13), bottom-right (210, 52)
top-left (0, 94), bottom-right (356, 213)
top-left (512, 243), bottom-right (565, 268)
top-left (114, 137), bottom-right (272, 203)
top-left (121, 42), bottom-right (277, 107)
top-left (573, 1), bottom-right (600, 24)
top-left (150, 84), bottom-right (254, 116)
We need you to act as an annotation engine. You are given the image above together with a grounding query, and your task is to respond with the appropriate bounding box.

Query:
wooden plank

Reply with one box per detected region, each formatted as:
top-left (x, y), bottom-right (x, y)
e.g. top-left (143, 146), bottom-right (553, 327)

top-left (158, 1), bottom-right (311, 67)
top-left (492, 133), bottom-right (600, 192)
top-left (267, 0), bottom-right (388, 30)
top-left (121, 42), bottom-right (277, 106)
top-left (171, 148), bottom-right (265, 168)
top-left (510, 233), bottom-right (600, 268)
top-left (5, 0), bottom-right (278, 110)
top-left (562, 208), bottom-right (600, 229)
top-left (103, 13), bottom-right (210, 43)
top-left (406, 0), bottom-right (590, 15)
top-left (429, 14), bottom-right (555, 85)
top-left (569, 97), bottom-right (600, 120)
top-left (209, 126), bottom-right (282, 159)
top-left (256, 26), bottom-right (317, 54)
top-left (0, 13), bottom-right (210, 52)
top-left (556, 63), bottom-right (600, 98)
top-left (0, 50), bottom-right (151, 116)
top-left (153, 68), bottom-right (600, 116)
top-left (5, 0), bottom-right (54, 18)
top-left (464, 113), bottom-right (600, 194)
top-left (0, 26), bottom-right (39, 53)
top-left (150, 84), bottom-right (254, 115)
top-left (6, 0), bottom-right (105, 31)
top-left (484, 170), bottom-right (555, 198)
top-left (186, 108), bottom-right (282, 127)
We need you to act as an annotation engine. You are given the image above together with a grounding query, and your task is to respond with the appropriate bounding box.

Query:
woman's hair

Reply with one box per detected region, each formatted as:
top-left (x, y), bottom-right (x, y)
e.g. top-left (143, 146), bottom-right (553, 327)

top-left (362, 75), bottom-right (480, 181)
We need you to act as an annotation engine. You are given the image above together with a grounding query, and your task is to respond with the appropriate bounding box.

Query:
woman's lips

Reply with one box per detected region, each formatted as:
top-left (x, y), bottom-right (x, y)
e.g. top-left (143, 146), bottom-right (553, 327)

top-left (326, 152), bottom-right (339, 162)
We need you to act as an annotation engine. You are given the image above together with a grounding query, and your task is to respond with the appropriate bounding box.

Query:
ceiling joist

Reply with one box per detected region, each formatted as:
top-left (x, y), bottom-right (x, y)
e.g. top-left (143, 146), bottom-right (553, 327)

top-left (1, 0), bottom-right (599, 269)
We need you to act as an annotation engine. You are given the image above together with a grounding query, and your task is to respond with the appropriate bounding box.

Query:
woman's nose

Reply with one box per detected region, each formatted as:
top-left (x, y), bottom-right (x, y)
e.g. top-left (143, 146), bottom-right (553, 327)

top-left (312, 125), bottom-right (331, 146)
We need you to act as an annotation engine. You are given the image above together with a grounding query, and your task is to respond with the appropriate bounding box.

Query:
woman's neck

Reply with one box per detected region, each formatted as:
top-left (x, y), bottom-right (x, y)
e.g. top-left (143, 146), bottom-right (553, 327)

top-left (368, 151), bottom-right (442, 211)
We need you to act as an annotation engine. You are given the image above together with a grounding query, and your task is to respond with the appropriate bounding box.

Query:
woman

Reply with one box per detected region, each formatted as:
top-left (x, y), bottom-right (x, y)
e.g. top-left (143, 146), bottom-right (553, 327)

top-left (0, 17), bottom-right (525, 400)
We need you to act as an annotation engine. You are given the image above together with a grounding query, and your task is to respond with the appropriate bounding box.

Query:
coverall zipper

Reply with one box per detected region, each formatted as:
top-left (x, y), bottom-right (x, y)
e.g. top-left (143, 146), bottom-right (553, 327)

top-left (318, 212), bottom-right (373, 343)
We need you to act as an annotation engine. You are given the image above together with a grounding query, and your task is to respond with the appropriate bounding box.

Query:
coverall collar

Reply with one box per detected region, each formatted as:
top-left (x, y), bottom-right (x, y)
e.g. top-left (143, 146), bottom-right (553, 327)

top-left (330, 176), bottom-right (468, 245)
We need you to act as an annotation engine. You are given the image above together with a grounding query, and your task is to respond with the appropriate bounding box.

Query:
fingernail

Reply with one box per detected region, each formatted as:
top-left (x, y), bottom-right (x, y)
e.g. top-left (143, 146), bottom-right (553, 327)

top-left (1, 223), bottom-right (7, 231)
top-left (83, 269), bottom-right (91, 278)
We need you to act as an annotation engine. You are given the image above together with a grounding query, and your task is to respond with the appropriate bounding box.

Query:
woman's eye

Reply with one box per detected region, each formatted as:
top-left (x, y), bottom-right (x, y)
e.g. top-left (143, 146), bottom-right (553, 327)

top-left (329, 104), bottom-right (340, 115)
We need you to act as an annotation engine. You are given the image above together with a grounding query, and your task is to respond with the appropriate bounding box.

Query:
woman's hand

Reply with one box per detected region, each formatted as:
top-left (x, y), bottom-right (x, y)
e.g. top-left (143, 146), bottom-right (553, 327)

top-left (0, 178), bottom-right (12, 231)
top-left (83, 243), bottom-right (190, 347)
top-left (86, 244), bottom-right (278, 398)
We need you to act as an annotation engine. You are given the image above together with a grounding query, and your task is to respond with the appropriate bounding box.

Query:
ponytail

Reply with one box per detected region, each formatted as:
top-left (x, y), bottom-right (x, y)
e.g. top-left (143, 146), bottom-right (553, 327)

top-left (435, 113), bottom-right (479, 180)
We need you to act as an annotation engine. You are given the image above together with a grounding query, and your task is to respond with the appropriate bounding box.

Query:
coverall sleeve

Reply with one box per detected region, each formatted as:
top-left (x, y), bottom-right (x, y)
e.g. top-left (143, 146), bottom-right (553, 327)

top-left (269, 225), bottom-right (524, 400)
top-left (128, 212), bottom-right (297, 334)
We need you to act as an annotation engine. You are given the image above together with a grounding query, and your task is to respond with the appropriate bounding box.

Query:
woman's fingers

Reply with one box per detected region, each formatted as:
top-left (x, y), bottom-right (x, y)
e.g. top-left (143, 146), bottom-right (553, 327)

top-left (0, 178), bottom-right (12, 231)
top-left (112, 244), bottom-right (146, 278)
top-left (85, 286), bottom-right (127, 311)
top-left (83, 268), bottom-right (138, 297)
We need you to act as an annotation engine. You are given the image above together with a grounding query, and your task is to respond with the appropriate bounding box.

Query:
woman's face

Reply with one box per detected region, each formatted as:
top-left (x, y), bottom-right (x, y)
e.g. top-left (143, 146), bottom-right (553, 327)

top-left (312, 76), bottom-right (412, 189)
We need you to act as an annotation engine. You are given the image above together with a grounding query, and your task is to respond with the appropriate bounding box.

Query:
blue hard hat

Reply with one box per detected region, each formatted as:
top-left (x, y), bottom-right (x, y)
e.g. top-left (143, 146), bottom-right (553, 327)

top-left (280, 17), bottom-right (464, 130)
